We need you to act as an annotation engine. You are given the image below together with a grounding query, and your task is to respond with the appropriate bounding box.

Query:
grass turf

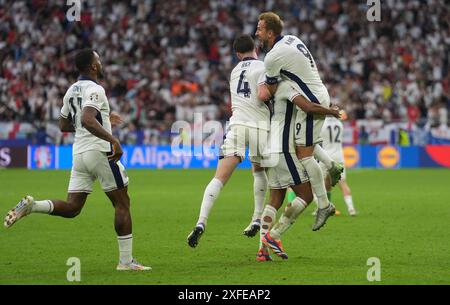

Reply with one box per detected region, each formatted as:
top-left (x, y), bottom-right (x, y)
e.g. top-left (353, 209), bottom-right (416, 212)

top-left (0, 168), bottom-right (449, 284)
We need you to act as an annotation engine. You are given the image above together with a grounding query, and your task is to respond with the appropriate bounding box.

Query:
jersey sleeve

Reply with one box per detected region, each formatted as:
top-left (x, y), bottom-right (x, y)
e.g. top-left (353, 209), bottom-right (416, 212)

top-left (249, 64), bottom-right (266, 87)
top-left (287, 89), bottom-right (303, 103)
top-left (83, 85), bottom-right (105, 111)
top-left (275, 82), bottom-right (300, 103)
top-left (264, 52), bottom-right (281, 85)
top-left (257, 68), bottom-right (266, 85)
top-left (60, 92), bottom-right (70, 119)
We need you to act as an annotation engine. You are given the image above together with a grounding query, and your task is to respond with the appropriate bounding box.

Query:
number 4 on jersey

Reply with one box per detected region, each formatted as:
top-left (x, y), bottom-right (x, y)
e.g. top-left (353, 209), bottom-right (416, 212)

top-left (237, 70), bottom-right (251, 98)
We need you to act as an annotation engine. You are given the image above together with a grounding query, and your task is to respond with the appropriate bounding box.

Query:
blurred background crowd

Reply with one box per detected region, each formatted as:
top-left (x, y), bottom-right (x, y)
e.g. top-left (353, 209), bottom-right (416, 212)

top-left (0, 0), bottom-right (449, 145)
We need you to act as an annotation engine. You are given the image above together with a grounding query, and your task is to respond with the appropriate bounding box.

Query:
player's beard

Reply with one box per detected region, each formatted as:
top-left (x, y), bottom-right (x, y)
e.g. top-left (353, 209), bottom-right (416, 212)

top-left (258, 39), bottom-right (269, 54)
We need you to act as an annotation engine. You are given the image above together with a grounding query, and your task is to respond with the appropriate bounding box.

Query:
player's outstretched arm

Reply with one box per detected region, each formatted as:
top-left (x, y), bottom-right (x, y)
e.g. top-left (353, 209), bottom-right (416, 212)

top-left (59, 115), bottom-right (75, 132)
top-left (81, 106), bottom-right (123, 162)
top-left (292, 95), bottom-right (341, 118)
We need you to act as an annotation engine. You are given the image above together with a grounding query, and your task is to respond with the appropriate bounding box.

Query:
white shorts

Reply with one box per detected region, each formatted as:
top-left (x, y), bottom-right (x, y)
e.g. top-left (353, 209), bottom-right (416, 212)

top-left (68, 150), bottom-right (129, 193)
top-left (267, 153), bottom-right (310, 189)
top-left (219, 125), bottom-right (269, 164)
top-left (294, 97), bottom-right (330, 146)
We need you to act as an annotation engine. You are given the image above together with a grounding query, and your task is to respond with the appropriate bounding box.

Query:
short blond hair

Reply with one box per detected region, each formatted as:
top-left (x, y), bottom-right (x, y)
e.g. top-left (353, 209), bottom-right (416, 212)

top-left (258, 12), bottom-right (284, 36)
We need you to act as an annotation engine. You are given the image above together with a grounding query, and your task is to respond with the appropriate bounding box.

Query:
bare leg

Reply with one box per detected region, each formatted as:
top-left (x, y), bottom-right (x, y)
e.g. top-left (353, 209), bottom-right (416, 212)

top-left (105, 187), bottom-right (132, 236)
top-left (50, 192), bottom-right (89, 218)
top-left (4, 192), bottom-right (88, 228)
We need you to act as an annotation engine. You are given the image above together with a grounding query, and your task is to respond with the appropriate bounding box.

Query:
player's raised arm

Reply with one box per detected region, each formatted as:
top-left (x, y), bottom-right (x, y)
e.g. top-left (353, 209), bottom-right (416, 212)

top-left (291, 94), bottom-right (341, 118)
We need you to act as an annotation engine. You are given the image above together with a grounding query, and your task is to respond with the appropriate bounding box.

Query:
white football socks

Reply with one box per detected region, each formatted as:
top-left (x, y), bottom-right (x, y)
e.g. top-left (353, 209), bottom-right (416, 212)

top-left (117, 234), bottom-right (133, 265)
top-left (252, 170), bottom-right (267, 221)
top-left (259, 205), bottom-right (277, 248)
top-left (344, 195), bottom-right (355, 211)
top-left (31, 200), bottom-right (54, 214)
top-left (313, 145), bottom-right (333, 170)
top-left (197, 178), bottom-right (223, 227)
top-left (301, 156), bottom-right (329, 209)
top-left (270, 197), bottom-right (308, 240)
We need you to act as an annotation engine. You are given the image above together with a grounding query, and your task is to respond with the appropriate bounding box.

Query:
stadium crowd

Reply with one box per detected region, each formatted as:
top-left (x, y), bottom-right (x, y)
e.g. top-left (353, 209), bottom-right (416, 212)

top-left (0, 0), bottom-right (449, 144)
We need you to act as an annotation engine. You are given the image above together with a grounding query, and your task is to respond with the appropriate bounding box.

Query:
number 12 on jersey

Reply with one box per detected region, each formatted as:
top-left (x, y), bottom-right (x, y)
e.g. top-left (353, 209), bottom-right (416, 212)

top-left (327, 125), bottom-right (341, 143)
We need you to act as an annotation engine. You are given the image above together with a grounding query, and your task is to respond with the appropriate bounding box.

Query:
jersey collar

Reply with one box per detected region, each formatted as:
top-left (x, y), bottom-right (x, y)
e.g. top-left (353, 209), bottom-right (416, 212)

top-left (242, 57), bottom-right (257, 61)
top-left (273, 35), bottom-right (284, 48)
top-left (79, 75), bottom-right (99, 84)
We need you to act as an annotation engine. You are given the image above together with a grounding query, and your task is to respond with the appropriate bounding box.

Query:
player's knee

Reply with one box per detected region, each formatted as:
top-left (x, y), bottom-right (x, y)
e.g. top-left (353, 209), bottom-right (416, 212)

top-left (66, 206), bottom-right (82, 218)
top-left (114, 198), bottom-right (130, 211)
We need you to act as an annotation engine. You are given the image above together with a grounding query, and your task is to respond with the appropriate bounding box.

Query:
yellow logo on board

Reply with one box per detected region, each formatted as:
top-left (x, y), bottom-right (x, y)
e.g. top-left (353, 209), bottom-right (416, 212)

top-left (343, 146), bottom-right (359, 168)
top-left (378, 146), bottom-right (400, 168)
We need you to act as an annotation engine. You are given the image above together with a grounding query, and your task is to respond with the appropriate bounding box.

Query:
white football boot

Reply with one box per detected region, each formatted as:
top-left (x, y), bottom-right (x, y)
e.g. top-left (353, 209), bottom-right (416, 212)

top-left (4, 195), bottom-right (34, 228)
top-left (116, 259), bottom-right (152, 271)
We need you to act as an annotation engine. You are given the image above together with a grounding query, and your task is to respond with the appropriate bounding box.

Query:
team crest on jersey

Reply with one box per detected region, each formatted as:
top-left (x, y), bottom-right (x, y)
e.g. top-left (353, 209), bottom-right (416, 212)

top-left (89, 92), bottom-right (99, 102)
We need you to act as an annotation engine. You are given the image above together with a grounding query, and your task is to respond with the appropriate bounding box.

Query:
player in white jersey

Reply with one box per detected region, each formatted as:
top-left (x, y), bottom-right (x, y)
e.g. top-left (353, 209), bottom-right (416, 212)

top-left (318, 113), bottom-right (357, 216)
top-left (4, 49), bottom-right (150, 271)
top-left (187, 35), bottom-right (271, 248)
top-left (256, 81), bottom-right (342, 261)
top-left (255, 12), bottom-right (343, 232)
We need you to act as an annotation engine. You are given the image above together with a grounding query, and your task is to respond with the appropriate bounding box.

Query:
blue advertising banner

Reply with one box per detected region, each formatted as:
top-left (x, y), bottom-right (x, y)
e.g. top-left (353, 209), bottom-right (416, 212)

top-left (54, 145), bottom-right (253, 170)
top-left (26, 145), bottom-right (450, 170)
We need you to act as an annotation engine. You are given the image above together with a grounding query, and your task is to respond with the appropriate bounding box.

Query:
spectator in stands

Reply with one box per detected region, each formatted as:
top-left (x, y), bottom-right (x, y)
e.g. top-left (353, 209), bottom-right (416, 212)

top-left (0, 0), bottom-right (448, 144)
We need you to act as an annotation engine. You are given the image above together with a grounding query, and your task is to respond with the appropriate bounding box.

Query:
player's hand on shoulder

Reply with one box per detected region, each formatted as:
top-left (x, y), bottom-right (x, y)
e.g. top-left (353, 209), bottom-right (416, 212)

top-left (109, 138), bottom-right (123, 163)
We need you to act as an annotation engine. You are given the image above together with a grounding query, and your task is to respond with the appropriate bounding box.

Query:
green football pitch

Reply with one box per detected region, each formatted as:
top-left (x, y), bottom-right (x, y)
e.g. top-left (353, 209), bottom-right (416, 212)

top-left (0, 168), bottom-right (449, 285)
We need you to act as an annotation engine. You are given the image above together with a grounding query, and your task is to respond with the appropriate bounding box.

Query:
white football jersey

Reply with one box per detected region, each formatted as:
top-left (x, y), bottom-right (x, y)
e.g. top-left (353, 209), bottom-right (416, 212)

top-left (60, 78), bottom-right (112, 155)
top-left (229, 58), bottom-right (270, 130)
top-left (320, 116), bottom-right (344, 160)
top-left (264, 35), bottom-right (330, 105)
top-left (268, 81), bottom-right (299, 154)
